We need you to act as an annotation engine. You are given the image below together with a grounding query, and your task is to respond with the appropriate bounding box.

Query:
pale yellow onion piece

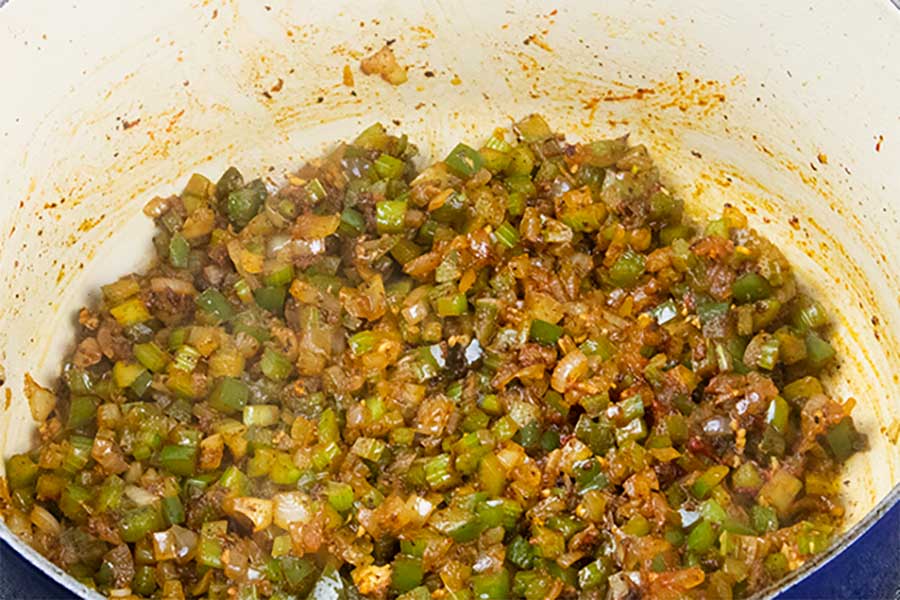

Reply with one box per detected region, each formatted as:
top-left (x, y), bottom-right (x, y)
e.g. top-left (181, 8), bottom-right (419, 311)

top-left (198, 434), bottom-right (225, 472)
top-left (558, 438), bottom-right (593, 475)
top-left (293, 213), bottom-right (340, 239)
top-left (124, 485), bottom-right (157, 507)
top-left (29, 505), bottom-right (61, 535)
top-left (495, 442), bottom-right (526, 472)
top-left (351, 564), bottom-right (393, 596)
top-left (551, 349), bottom-right (588, 393)
top-left (273, 491), bottom-right (312, 530)
top-left (24, 373), bottom-right (56, 423)
top-left (225, 497), bottom-right (274, 532)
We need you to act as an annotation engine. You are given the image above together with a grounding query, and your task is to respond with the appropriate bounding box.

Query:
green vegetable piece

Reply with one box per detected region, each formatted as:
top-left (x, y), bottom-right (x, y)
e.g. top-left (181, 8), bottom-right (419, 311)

top-left (67, 395), bottom-right (97, 429)
top-left (374, 153), bottom-right (406, 180)
top-left (272, 454), bottom-right (303, 486)
top-left (622, 514), bottom-right (651, 536)
top-left (5, 454), bottom-right (38, 490)
top-left (765, 552), bottom-right (789, 579)
top-left (172, 345), bottom-right (201, 373)
top-left (339, 207), bottom-right (366, 236)
top-left (783, 376), bottom-right (824, 403)
top-left (354, 122), bottom-right (390, 151)
top-left (495, 221), bottom-right (520, 248)
top-left (392, 556), bottom-right (424, 593)
top-left (732, 272), bottom-right (773, 303)
top-left (435, 292), bottom-right (468, 317)
top-left (391, 238), bottom-right (423, 265)
top-left (264, 264), bottom-right (294, 287)
top-left (424, 453), bottom-right (455, 490)
top-left (260, 347), bottom-right (293, 381)
top-left (209, 377), bottom-right (250, 414)
top-left (479, 147), bottom-right (511, 174)
top-left (132, 565), bottom-right (157, 596)
top-left (792, 297), bottom-right (829, 331)
top-left (280, 556), bottom-right (318, 594)
top-left (376, 199), bottom-right (408, 234)
top-left (168, 233), bottom-right (190, 268)
top-left (505, 146), bottom-right (535, 177)
top-left (578, 558), bottom-right (610, 590)
top-left (134, 342), bottom-right (169, 372)
top-left (226, 179), bottom-right (267, 229)
top-left (826, 418), bottom-right (858, 461)
top-left (254, 285), bottom-right (287, 314)
top-left (318, 408), bottom-right (339, 444)
top-left (120, 505), bottom-right (165, 543)
top-left (805, 331), bottom-right (836, 370)
top-left (219, 465), bottom-right (251, 496)
top-left (110, 297), bottom-right (151, 327)
top-left (766, 396), bottom-right (790, 433)
top-left (751, 504), bottom-right (779, 534)
top-left (732, 462), bottom-right (764, 491)
top-left (529, 318), bottom-right (563, 345)
top-left (159, 444), bottom-right (197, 477)
top-left (325, 481), bottom-right (354, 512)
top-left (215, 167), bottom-right (245, 203)
top-left (196, 288), bottom-right (235, 322)
top-left (686, 519), bottom-right (715, 553)
top-left (471, 568), bottom-right (511, 600)
top-left (445, 143), bottom-right (484, 178)
top-left (692, 465), bottom-right (729, 499)
top-left (608, 249), bottom-right (646, 287)
top-left (162, 494), bottom-right (185, 526)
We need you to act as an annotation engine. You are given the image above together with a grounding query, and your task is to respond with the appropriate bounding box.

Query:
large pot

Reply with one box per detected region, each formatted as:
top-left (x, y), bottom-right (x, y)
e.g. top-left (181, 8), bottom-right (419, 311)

top-left (1, 0), bottom-right (898, 597)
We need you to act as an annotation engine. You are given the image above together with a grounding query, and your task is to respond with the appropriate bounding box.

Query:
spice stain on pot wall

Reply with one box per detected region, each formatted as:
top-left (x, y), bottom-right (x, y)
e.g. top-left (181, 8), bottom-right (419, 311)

top-left (0, 0), bottom-right (897, 536)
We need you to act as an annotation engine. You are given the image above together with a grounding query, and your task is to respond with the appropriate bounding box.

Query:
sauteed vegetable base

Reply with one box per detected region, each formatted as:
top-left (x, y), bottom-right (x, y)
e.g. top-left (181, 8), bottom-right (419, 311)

top-left (2, 116), bottom-right (865, 599)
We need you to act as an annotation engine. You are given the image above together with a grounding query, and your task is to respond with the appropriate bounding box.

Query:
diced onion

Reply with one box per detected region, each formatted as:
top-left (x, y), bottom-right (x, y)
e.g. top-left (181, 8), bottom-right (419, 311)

top-left (24, 373), bottom-right (56, 423)
top-left (551, 349), bottom-right (588, 393)
top-left (224, 497), bottom-right (274, 532)
top-left (273, 492), bottom-right (312, 530)
top-left (124, 485), bottom-right (157, 507)
top-left (30, 505), bottom-right (61, 534)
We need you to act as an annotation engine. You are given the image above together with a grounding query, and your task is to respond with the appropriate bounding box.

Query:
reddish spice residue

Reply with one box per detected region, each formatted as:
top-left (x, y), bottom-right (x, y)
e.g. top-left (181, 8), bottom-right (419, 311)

top-left (165, 109), bottom-right (185, 133)
top-left (789, 216), bottom-right (801, 230)
top-left (817, 152), bottom-right (829, 165)
top-left (342, 64), bottom-right (355, 87)
top-left (271, 78), bottom-right (284, 93)
top-left (875, 135), bottom-right (884, 152)
top-left (77, 215), bottom-right (105, 233)
top-left (523, 34), bottom-right (553, 52)
top-left (122, 118), bottom-right (141, 130)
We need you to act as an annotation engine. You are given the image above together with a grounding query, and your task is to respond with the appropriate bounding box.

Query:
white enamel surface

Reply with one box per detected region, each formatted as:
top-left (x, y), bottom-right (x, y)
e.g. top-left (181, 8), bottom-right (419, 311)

top-left (1, 0), bottom-right (898, 595)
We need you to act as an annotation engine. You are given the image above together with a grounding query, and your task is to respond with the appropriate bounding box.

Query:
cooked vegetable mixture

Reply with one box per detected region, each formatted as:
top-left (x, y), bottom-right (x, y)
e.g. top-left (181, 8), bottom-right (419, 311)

top-left (2, 116), bottom-right (867, 600)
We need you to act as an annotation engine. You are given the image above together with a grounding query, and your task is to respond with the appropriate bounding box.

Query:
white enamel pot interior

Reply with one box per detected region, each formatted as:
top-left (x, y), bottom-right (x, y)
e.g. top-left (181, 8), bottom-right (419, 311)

top-left (1, 1), bottom-right (898, 597)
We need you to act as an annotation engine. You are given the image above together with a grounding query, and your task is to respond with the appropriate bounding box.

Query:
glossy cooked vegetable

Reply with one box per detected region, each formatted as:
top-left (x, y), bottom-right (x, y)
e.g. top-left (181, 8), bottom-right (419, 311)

top-left (1, 116), bottom-right (867, 599)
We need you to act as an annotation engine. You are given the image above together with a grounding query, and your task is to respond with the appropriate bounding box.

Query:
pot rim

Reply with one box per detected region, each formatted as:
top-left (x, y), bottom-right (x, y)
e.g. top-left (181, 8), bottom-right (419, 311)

top-left (751, 481), bottom-right (900, 599)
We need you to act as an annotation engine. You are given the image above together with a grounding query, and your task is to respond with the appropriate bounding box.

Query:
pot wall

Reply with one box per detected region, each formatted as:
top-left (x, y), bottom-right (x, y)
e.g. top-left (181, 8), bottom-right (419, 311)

top-left (1, 1), bottom-right (898, 596)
